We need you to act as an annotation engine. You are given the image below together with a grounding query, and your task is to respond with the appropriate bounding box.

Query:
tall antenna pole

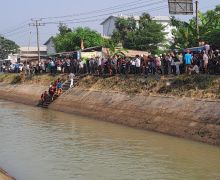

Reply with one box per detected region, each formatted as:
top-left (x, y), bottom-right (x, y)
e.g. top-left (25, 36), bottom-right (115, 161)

top-left (195, 0), bottom-right (199, 45)
top-left (27, 31), bottom-right (32, 65)
top-left (29, 19), bottom-right (44, 64)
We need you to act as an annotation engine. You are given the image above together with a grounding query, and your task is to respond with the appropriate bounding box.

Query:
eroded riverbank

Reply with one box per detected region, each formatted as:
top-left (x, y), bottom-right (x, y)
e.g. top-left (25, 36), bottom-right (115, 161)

top-left (0, 83), bottom-right (219, 146)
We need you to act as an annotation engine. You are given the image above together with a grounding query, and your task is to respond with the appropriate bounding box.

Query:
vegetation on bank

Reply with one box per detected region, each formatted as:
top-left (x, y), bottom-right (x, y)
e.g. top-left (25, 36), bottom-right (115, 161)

top-left (0, 73), bottom-right (67, 85)
top-left (0, 36), bottom-right (19, 59)
top-left (78, 75), bottom-right (220, 99)
top-left (0, 73), bottom-right (220, 99)
top-left (171, 5), bottom-right (220, 49)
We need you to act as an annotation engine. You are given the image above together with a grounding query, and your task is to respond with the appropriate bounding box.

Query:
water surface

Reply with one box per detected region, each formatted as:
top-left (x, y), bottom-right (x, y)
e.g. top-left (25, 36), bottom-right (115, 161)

top-left (0, 100), bottom-right (219, 180)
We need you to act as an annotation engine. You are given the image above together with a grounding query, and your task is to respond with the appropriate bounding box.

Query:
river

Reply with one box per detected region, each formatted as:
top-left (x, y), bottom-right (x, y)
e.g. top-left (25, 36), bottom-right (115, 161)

top-left (0, 100), bottom-right (219, 180)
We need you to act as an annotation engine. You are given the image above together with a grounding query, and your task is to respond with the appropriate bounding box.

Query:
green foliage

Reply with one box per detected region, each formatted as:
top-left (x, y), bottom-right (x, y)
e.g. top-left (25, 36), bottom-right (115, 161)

top-left (203, 29), bottom-right (220, 49)
top-left (112, 13), bottom-right (166, 54)
top-left (0, 36), bottom-right (19, 59)
top-left (54, 26), bottom-right (105, 52)
top-left (171, 5), bottom-right (220, 49)
top-left (58, 23), bottom-right (72, 36)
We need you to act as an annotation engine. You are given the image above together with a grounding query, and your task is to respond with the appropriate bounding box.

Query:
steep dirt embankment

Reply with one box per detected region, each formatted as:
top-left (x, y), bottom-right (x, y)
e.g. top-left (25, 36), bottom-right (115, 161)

top-left (0, 83), bottom-right (219, 146)
top-left (50, 88), bottom-right (220, 146)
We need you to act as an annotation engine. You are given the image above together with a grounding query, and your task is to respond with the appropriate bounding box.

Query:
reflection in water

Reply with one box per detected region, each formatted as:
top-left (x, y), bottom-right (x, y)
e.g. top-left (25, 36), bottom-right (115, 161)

top-left (0, 100), bottom-right (220, 180)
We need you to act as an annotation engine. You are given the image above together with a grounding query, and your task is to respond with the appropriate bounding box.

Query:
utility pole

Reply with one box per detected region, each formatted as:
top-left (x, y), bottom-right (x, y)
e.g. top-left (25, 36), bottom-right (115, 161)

top-left (195, 0), bottom-right (199, 45)
top-left (29, 19), bottom-right (44, 64)
top-left (26, 31), bottom-right (32, 65)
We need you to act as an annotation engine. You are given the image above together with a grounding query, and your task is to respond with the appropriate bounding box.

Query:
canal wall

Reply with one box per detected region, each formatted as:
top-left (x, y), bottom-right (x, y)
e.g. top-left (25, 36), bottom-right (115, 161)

top-left (0, 83), bottom-right (220, 146)
top-left (0, 83), bottom-right (47, 106)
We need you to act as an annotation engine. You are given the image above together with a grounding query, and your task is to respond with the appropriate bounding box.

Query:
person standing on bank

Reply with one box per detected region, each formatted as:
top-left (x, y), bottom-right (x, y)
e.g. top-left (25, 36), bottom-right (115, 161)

top-left (184, 49), bottom-right (193, 75)
top-left (69, 73), bottom-right (75, 88)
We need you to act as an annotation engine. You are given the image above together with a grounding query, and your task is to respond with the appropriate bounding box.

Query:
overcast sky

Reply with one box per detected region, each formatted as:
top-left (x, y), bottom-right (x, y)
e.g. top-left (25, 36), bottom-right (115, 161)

top-left (0, 0), bottom-right (219, 46)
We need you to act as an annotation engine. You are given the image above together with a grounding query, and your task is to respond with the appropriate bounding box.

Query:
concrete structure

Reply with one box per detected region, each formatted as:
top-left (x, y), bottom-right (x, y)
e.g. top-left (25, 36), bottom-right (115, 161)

top-left (44, 37), bottom-right (56, 55)
top-left (101, 15), bottom-right (174, 42)
top-left (19, 46), bottom-right (47, 62)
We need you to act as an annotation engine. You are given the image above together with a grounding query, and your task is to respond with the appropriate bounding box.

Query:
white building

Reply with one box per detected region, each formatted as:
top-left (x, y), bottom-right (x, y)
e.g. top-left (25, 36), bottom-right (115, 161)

top-left (44, 37), bottom-right (56, 55)
top-left (19, 46), bottom-right (47, 62)
top-left (101, 15), bottom-right (173, 42)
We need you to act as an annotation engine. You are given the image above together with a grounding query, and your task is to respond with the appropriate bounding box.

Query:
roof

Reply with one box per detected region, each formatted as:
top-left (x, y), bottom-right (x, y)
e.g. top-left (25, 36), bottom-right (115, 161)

top-left (20, 46), bottom-right (47, 52)
top-left (123, 50), bottom-right (149, 57)
top-left (81, 46), bottom-right (102, 52)
top-left (101, 15), bottom-right (170, 25)
top-left (44, 36), bottom-right (54, 45)
top-left (100, 15), bottom-right (118, 25)
top-left (101, 15), bottom-right (140, 25)
top-left (184, 46), bottom-right (205, 52)
top-left (152, 16), bottom-right (170, 22)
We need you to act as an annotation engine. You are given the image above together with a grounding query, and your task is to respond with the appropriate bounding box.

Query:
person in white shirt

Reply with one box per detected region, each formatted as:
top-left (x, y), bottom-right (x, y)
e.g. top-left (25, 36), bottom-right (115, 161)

top-left (79, 60), bottom-right (84, 74)
top-left (189, 64), bottom-right (199, 75)
top-left (131, 59), bottom-right (136, 74)
top-left (204, 43), bottom-right (210, 54)
top-left (203, 51), bottom-right (209, 73)
top-left (69, 73), bottom-right (75, 88)
top-left (135, 55), bottom-right (141, 74)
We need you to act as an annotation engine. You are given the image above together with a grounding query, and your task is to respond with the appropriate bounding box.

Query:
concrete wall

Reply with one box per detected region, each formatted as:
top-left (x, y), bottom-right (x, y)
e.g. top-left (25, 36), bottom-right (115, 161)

top-left (50, 88), bottom-right (220, 146)
top-left (0, 84), bottom-right (219, 146)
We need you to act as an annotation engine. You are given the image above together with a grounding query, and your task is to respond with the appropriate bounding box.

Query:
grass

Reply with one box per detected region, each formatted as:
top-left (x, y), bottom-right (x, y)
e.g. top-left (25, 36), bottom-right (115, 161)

top-left (1, 73), bottom-right (220, 99)
top-left (78, 74), bottom-right (220, 99)
top-left (0, 73), bottom-right (67, 85)
top-left (0, 73), bottom-right (21, 84)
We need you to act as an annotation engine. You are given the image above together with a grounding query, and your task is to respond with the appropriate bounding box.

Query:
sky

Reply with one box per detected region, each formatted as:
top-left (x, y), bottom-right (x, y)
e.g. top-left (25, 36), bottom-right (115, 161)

top-left (0, 0), bottom-right (219, 47)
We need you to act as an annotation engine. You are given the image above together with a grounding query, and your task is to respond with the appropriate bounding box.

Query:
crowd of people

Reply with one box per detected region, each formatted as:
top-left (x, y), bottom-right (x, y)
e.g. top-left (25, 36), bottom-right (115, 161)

top-left (2, 47), bottom-right (220, 77)
top-left (35, 49), bottom-right (220, 77)
top-left (39, 78), bottom-right (63, 105)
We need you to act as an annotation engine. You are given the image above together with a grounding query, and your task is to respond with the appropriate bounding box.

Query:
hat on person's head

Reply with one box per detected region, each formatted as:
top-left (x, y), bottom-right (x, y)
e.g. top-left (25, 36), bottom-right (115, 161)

top-left (155, 55), bottom-right (158, 58)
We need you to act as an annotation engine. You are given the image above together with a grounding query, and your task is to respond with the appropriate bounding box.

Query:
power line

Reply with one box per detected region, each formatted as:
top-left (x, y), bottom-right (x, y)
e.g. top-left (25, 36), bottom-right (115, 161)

top-left (43, 0), bottom-right (166, 24)
top-left (0, 0), bottom-right (151, 35)
top-left (1, 25), bottom-right (28, 36)
top-left (0, 20), bottom-right (29, 34)
top-left (42, 5), bottom-right (168, 25)
top-left (41, 0), bottom-right (166, 20)
top-left (127, 5), bottom-right (168, 15)
top-left (29, 19), bottom-right (45, 64)
top-left (4, 29), bottom-right (30, 37)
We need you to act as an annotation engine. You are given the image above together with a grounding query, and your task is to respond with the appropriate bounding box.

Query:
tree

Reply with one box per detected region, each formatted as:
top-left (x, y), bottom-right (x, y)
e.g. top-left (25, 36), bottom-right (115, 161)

top-left (171, 17), bottom-right (197, 49)
top-left (58, 24), bottom-right (72, 36)
top-left (114, 17), bottom-right (137, 41)
top-left (54, 26), bottom-right (105, 52)
top-left (0, 36), bottom-right (19, 59)
top-left (112, 13), bottom-right (166, 53)
top-left (199, 5), bottom-right (220, 49)
top-left (171, 5), bottom-right (220, 49)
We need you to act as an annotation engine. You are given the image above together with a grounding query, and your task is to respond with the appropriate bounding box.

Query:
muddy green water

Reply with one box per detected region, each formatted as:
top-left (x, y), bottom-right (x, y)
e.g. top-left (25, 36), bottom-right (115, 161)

top-left (0, 100), bottom-right (219, 180)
